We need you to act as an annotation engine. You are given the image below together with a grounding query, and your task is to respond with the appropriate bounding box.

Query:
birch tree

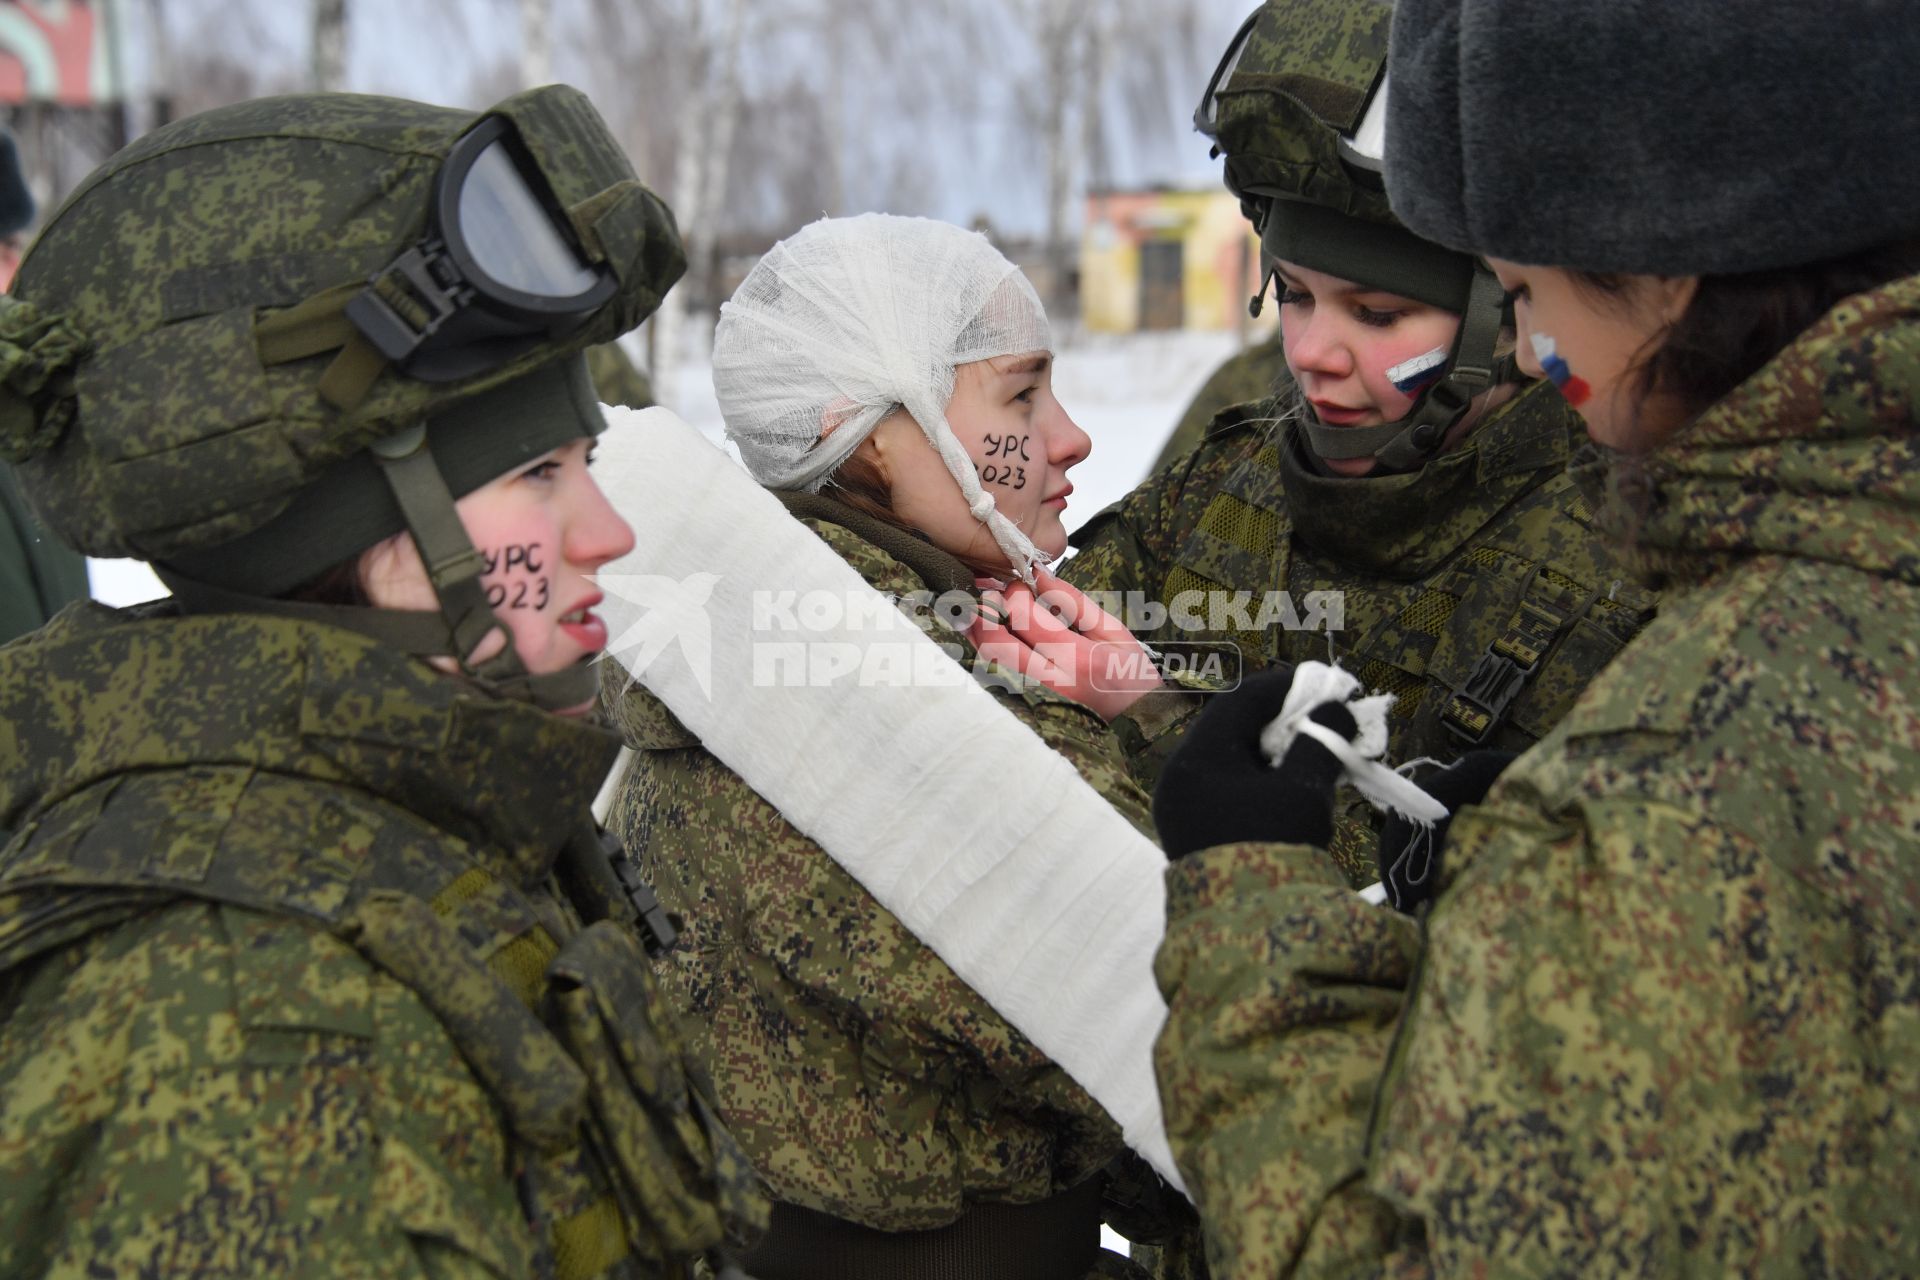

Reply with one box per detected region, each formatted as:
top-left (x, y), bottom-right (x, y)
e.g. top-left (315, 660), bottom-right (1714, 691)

top-left (312, 0), bottom-right (347, 91)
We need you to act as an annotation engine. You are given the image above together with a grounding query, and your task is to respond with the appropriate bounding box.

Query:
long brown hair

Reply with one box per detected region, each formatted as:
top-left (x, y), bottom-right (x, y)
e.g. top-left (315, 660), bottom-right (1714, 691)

top-left (1577, 238), bottom-right (1920, 428)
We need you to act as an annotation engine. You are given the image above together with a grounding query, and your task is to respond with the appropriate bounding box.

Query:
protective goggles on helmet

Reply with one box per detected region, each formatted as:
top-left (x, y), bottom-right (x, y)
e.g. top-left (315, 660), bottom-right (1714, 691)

top-left (346, 114), bottom-right (617, 383)
top-left (1195, 7), bottom-right (1260, 137)
top-left (1337, 69), bottom-right (1389, 174)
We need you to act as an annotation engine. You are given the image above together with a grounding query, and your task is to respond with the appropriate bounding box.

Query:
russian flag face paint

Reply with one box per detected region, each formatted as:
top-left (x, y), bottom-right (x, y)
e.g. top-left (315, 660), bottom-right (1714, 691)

top-left (1386, 344), bottom-right (1449, 395)
top-left (1529, 332), bottom-right (1591, 406)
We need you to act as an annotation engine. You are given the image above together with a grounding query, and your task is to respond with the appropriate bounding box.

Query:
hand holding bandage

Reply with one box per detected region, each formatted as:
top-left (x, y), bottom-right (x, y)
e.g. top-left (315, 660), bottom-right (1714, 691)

top-left (1153, 661), bottom-right (1446, 860)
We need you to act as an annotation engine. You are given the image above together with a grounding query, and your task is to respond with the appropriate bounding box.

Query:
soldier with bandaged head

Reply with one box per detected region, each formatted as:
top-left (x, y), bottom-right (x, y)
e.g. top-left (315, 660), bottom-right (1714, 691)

top-left (1148, 0), bottom-right (1920, 1274)
top-left (597, 212), bottom-right (1165, 1279)
top-left (0, 90), bottom-right (764, 1276)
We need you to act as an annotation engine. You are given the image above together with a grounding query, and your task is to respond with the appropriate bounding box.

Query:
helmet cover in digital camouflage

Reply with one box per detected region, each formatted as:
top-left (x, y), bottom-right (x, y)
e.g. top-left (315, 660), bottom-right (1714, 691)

top-left (1199, 0), bottom-right (1473, 310)
top-left (0, 86), bottom-right (684, 570)
top-left (1199, 0), bottom-right (1508, 469)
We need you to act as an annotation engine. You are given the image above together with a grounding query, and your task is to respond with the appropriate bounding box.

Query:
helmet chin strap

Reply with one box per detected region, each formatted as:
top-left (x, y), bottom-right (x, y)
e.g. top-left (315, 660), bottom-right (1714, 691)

top-left (1297, 266), bottom-right (1510, 474)
top-left (159, 427), bottom-right (598, 714)
top-left (366, 425), bottom-right (601, 711)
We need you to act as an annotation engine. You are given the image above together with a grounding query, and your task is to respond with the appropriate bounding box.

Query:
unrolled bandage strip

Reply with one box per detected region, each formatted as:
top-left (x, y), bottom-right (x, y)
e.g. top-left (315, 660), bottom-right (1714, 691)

top-left (1257, 660), bottom-right (1448, 828)
top-left (592, 404), bottom-right (1189, 1195)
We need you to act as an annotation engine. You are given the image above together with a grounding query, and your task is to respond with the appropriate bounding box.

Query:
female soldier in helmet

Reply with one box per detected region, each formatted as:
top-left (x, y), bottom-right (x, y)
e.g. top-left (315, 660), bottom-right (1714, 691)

top-left (1052, 0), bottom-right (1656, 892)
top-left (0, 90), bottom-right (761, 1277)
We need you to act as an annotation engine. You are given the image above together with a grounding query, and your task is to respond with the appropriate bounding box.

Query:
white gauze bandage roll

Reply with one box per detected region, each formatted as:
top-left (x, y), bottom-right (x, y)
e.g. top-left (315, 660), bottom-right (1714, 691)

top-left (594, 404), bottom-right (1187, 1194)
top-left (713, 213), bottom-right (1053, 582)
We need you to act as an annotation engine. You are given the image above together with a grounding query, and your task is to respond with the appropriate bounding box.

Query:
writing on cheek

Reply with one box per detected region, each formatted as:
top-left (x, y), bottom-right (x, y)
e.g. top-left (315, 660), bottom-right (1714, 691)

top-left (480, 543), bottom-right (545, 575)
top-left (981, 432), bottom-right (1031, 461)
top-left (978, 434), bottom-right (1031, 490)
top-left (480, 542), bottom-right (552, 610)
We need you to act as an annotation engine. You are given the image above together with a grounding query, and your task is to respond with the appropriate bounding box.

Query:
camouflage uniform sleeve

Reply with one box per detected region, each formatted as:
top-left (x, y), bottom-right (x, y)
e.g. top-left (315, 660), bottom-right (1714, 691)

top-left (1153, 842), bottom-right (1427, 1279)
top-left (0, 901), bottom-right (532, 1279)
top-left (1105, 680), bottom-right (1209, 795)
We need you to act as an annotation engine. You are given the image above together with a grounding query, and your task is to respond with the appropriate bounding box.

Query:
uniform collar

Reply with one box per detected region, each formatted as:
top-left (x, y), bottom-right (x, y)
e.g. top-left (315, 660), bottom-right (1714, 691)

top-left (1598, 273), bottom-right (1920, 589)
top-left (1279, 380), bottom-right (1577, 579)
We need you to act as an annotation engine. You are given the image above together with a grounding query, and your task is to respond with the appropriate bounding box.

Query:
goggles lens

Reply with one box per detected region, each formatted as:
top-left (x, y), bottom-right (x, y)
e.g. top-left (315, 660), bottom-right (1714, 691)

top-left (458, 139), bottom-right (603, 299)
top-left (1196, 8), bottom-right (1259, 135)
top-left (346, 114), bottom-right (617, 381)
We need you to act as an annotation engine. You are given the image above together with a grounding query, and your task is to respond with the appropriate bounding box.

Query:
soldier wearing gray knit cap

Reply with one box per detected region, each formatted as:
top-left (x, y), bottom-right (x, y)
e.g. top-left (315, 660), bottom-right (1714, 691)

top-left (1382, 0), bottom-right (1920, 275)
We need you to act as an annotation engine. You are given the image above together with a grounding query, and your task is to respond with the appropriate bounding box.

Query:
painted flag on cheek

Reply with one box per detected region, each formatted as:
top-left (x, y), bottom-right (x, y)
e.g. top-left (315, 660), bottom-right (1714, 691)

top-left (1386, 344), bottom-right (1449, 395)
top-left (1529, 332), bottom-right (1592, 406)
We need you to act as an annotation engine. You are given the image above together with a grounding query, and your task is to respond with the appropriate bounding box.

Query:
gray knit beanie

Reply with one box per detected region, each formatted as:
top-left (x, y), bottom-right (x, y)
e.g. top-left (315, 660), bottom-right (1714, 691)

top-left (1383, 0), bottom-right (1920, 275)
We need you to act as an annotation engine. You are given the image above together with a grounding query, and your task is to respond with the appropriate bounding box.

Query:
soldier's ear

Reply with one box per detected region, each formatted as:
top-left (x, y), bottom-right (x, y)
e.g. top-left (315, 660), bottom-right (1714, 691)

top-left (848, 431), bottom-right (894, 491)
top-left (1654, 275), bottom-right (1701, 328)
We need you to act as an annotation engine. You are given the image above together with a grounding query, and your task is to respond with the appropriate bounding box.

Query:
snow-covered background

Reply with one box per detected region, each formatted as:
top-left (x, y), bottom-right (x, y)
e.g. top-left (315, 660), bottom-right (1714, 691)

top-left (86, 326), bottom-right (1246, 606)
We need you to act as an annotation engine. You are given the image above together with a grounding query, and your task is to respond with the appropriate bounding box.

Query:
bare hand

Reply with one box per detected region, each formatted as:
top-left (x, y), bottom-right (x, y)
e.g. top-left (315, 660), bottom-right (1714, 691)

top-left (967, 567), bottom-right (1165, 720)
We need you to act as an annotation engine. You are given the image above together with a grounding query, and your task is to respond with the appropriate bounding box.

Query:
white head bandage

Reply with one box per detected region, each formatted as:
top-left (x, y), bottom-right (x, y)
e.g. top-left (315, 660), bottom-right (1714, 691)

top-left (712, 213), bottom-right (1054, 580)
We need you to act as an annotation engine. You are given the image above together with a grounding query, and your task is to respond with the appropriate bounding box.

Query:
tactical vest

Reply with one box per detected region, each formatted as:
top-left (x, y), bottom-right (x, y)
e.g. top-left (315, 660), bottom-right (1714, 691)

top-left (0, 762), bottom-right (764, 1278)
top-left (1150, 383), bottom-right (1657, 879)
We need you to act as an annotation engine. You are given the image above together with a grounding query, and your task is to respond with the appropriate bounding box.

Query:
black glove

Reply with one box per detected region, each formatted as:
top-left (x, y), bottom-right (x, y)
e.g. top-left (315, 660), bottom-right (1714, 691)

top-left (1152, 666), bottom-right (1361, 859)
top-left (1376, 750), bottom-right (1517, 912)
top-left (1099, 1150), bottom-right (1197, 1246)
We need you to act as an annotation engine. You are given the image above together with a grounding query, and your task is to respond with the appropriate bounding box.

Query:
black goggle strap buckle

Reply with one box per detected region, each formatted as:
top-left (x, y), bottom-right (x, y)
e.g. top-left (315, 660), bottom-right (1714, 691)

top-left (369, 424), bottom-right (519, 682)
top-left (345, 238), bottom-right (472, 369)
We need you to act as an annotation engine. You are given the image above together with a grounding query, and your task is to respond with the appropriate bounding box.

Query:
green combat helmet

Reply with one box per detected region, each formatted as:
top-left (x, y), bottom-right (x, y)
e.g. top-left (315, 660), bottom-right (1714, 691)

top-left (0, 87), bottom-right (684, 710)
top-left (1197, 0), bottom-right (1508, 471)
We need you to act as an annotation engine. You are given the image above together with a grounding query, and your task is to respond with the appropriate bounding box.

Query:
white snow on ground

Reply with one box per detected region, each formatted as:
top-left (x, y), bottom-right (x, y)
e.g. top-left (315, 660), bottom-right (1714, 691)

top-left (86, 327), bottom-right (1248, 606)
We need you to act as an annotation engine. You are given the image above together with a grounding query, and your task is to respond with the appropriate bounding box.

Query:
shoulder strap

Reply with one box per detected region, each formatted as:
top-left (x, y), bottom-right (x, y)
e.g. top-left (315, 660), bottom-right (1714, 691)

top-left (0, 768), bottom-right (745, 1277)
top-left (1161, 432), bottom-right (1296, 661)
top-left (0, 766), bottom-right (595, 1124)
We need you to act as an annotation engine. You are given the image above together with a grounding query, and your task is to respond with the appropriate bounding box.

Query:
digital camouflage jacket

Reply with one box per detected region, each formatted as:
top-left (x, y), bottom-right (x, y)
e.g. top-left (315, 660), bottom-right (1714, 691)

top-left (1149, 333), bottom-right (1288, 474)
top-left (0, 606), bottom-right (761, 1279)
top-left (1066, 379), bottom-right (1657, 882)
top-left (1154, 275), bottom-right (1920, 1278)
top-left (600, 497), bottom-right (1155, 1278)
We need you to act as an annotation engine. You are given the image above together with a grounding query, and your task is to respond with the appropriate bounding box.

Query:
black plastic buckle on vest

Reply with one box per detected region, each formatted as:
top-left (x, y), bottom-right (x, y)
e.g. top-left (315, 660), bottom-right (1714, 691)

top-left (600, 829), bottom-right (681, 957)
top-left (1440, 596), bottom-right (1568, 746)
